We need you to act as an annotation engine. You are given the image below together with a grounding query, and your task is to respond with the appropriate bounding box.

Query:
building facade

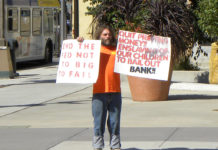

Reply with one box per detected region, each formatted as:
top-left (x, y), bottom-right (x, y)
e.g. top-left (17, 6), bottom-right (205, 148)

top-left (71, 0), bottom-right (92, 39)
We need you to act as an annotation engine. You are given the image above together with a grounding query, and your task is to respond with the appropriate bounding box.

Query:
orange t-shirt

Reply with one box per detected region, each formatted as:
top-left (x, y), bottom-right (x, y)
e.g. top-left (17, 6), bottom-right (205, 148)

top-left (93, 45), bottom-right (121, 94)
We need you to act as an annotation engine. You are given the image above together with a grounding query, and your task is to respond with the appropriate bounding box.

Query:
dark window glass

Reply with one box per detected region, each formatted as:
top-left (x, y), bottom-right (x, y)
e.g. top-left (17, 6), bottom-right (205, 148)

top-left (7, 8), bottom-right (18, 32)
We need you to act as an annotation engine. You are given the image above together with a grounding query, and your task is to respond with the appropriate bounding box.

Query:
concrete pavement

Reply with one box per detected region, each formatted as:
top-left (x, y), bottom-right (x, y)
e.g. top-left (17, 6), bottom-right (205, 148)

top-left (0, 62), bottom-right (218, 150)
top-left (0, 62), bottom-right (90, 117)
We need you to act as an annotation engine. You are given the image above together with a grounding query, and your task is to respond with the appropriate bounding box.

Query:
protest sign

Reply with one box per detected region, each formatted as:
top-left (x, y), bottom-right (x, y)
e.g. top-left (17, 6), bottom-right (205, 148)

top-left (114, 30), bottom-right (171, 81)
top-left (56, 40), bottom-right (101, 83)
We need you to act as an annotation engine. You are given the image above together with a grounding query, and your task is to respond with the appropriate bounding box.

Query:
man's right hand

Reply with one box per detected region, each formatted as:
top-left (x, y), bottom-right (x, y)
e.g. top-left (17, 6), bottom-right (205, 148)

top-left (76, 37), bottom-right (84, 42)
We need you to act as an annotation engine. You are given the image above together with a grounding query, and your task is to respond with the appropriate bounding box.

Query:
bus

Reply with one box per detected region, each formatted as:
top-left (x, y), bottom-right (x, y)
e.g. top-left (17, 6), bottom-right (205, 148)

top-left (4, 0), bottom-right (61, 63)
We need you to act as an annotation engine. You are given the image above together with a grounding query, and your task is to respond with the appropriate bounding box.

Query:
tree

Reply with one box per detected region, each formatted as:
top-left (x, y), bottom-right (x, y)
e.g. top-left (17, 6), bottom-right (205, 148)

top-left (84, 0), bottom-right (197, 60)
top-left (83, 0), bottom-right (146, 33)
top-left (194, 0), bottom-right (218, 39)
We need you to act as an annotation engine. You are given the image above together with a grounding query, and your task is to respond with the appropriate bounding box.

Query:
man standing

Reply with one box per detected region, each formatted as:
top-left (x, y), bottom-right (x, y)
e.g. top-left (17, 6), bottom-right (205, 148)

top-left (78, 25), bottom-right (122, 150)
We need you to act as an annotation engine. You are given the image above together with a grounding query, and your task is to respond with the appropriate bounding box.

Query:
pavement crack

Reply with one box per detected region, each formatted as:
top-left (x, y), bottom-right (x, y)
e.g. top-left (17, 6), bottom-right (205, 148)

top-left (69, 128), bottom-right (89, 139)
top-left (0, 85), bottom-right (92, 118)
top-left (158, 127), bottom-right (179, 148)
top-left (46, 128), bottom-right (89, 150)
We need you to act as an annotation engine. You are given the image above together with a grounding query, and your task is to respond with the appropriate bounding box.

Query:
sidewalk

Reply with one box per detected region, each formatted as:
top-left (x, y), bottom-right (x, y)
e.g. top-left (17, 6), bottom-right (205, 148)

top-left (48, 128), bottom-right (218, 150)
top-left (50, 73), bottom-right (218, 149)
top-left (49, 79), bottom-right (218, 150)
top-left (0, 66), bottom-right (218, 150)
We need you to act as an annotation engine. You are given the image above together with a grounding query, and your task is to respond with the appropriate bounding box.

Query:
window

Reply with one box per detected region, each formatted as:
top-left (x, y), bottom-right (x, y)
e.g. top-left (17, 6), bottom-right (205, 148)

top-left (54, 9), bottom-right (60, 26)
top-left (7, 8), bottom-right (18, 32)
top-left (43, 9), bottom-right (53, 35)
top-left (20, 9), bottom-right (30, 36)
top-left (32, 8), bottom-right (42, 35)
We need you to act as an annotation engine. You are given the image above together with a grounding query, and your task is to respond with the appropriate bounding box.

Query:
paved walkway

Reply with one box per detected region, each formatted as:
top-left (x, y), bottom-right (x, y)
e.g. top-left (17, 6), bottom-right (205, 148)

top-left (0, 63), bottom-right (218, 150)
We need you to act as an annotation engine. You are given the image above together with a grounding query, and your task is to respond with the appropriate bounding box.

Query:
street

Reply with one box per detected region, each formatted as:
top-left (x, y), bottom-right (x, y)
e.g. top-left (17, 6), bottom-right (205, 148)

top-left (0, 58), bottom-right (218, 150)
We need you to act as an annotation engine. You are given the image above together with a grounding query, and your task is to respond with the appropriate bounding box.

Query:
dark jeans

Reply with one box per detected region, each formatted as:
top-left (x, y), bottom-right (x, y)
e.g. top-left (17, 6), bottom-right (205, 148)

top-left (92, 92), bottom-right (122, 149)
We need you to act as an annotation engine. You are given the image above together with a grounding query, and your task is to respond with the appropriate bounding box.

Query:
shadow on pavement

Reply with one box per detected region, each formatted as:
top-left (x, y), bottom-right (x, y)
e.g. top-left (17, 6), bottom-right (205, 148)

top-left (123, 148), bottom-right (217, 150)
top-left (168, 94), bottom-right (218, 100)
top-left (0, 103), bottom-right (45, 108)
top-left (1, 79), bottom-right (57, 87)
top-left (0, 100), bottom-right (91, 108)
top-left (195, 71), bottom-right (209, 83)
top-left (159, 149), bottom-right (217, 150)
top-left (29, 79), bottom-right (56, 83)
top-left (122, 148), bottom-right (143, 150)
top-left (17, 60), bottom-right (59, 70)
top-left (19, 74), bottom-right (40, 77)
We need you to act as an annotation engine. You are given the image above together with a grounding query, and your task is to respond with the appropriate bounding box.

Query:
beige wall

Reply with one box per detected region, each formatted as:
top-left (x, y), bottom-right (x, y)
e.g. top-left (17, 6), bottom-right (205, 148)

top-left (72, 0), bottom-right (93, 39)
top-left (79, 0), bottom-right (93, 39)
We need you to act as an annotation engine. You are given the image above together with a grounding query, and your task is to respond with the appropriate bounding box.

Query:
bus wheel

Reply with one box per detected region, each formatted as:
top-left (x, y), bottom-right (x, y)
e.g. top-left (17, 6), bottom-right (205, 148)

top-left (44, 45), bottom-right (53, 63)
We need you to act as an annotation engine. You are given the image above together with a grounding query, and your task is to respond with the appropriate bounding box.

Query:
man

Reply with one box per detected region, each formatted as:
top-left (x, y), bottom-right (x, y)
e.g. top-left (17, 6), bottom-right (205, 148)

top-left (77, 25), bottom-right (122, 150)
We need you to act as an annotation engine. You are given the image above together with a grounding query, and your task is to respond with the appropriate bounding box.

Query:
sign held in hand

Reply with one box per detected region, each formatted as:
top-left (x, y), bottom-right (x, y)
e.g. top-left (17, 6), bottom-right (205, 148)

top-left (56, 40), bottom-right (101, 84)
top-left (114, 30), bottom-right (171, 81)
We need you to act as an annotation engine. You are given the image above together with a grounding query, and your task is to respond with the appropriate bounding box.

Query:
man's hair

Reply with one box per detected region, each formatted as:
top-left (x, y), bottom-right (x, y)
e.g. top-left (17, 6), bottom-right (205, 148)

top-left (94, 24), bottom-right (117, 46)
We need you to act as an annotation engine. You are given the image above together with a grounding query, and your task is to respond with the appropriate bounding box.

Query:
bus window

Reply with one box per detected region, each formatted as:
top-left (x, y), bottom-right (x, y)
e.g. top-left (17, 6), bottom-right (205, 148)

top-left (7, 8), bottom-right (18, 32)
top-left (32, 8), bottom-right (42, 36)
top-left (20, 8), bottom-right (30, 36)
top-left (43, 9), bottom-right (53, 36)
top-left (54, 9), bottom-right (60, 26)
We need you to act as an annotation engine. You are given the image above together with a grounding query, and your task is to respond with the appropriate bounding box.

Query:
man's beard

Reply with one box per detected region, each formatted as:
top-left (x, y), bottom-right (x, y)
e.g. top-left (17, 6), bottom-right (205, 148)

top-left (101, 38), bottom-right (112, 46)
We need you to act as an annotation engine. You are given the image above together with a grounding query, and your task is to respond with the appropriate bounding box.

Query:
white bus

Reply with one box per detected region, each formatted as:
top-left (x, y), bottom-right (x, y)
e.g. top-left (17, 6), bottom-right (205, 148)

top-left (4, 0), bottom-right (61, 63)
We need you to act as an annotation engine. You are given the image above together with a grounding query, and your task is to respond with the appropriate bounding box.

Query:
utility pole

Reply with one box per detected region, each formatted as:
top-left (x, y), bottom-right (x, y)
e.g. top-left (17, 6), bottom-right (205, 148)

top-left (73, 0), bottom-right (79, 38)
top-left (60, 0), bottom-right (66, 46)
top-left (0, 0), bottom-right (5, 46)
